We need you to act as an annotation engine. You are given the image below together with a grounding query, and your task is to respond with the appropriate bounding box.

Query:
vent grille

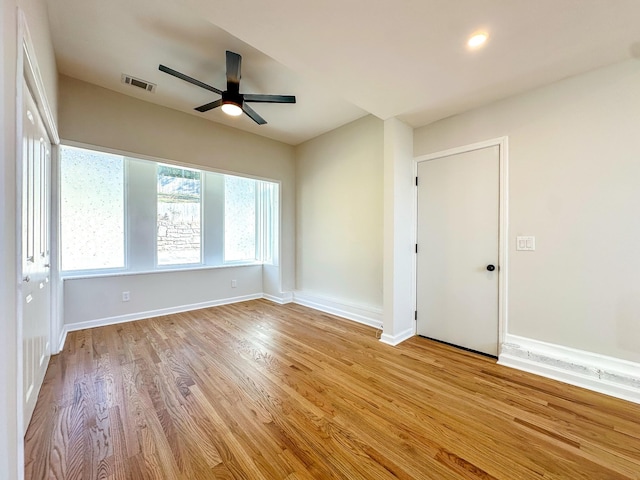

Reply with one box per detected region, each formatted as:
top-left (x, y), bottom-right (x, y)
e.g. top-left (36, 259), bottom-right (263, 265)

top-left (121, 74), bottom-right (156, 93)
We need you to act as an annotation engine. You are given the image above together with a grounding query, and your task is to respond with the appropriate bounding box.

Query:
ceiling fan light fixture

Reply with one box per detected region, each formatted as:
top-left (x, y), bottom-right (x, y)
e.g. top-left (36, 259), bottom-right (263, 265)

top-left (468, 32), bottom-right (489, 49)
top-left (221, 101), bottom-right (243, 116)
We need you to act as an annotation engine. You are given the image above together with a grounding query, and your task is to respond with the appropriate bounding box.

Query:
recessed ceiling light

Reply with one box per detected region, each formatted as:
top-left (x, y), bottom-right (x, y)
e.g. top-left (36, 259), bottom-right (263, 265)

top-left (468, 32), bottom-right (489, 49)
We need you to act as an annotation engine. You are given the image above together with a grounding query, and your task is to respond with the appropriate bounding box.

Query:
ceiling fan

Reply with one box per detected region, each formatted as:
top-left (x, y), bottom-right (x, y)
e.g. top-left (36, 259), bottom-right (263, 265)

top-left (159, 50), bottom-right (296, 125)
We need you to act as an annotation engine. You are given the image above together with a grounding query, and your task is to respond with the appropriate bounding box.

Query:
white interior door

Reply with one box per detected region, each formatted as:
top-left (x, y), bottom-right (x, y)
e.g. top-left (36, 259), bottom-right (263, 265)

top-left (416, 145), bottom-right (499, 356)
top-left (21, 79), bottom-right (52, 432)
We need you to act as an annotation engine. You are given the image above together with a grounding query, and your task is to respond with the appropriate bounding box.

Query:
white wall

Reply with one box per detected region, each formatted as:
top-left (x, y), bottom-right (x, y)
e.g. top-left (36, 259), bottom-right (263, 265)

top-left (63, 265), bottom-right (262, 328)
top-left (295, 115), bottom-right (384, 310)
top-left (382, 118), bottom-right (415, 345)
top-left (58, 76), bottom-right (296, 321)
top-left (1, 0), bottom-right (57, 477)
top-left (414, 59), bottom-right (640, 364)
top-left (0, 3), bottom-right (18, 476)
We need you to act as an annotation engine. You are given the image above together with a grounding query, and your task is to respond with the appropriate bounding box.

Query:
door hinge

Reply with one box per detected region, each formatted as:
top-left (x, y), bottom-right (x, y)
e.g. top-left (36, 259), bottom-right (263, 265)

top-left (415, 244), bottom-right (418, 254)
top-left (415, 176), bottom-right (418, 186)
top-left (414, 310), bottom-right (417, 321)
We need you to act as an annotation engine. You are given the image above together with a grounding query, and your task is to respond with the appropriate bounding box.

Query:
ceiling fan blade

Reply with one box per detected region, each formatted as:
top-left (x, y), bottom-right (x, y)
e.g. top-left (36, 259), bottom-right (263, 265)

top-left (195, 99), bottom-right (223, 112)
top-left (243, 94), bottom-right (296, 104)
top-left (242, 103), bottom-right (267, 125)
top-left (159, 64), bottom-right (222, 95)
top-left (226, 51), bottom-right (242, 89)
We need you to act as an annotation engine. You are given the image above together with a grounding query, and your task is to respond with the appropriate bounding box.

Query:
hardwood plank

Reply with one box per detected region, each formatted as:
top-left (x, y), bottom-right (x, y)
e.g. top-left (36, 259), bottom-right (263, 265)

top-left (25, 299), bottom-right (640, 479)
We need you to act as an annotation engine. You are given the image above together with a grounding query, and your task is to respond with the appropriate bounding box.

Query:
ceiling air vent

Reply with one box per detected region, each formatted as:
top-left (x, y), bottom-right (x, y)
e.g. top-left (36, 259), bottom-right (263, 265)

top-left (121, 74), bottom-right (156, 93)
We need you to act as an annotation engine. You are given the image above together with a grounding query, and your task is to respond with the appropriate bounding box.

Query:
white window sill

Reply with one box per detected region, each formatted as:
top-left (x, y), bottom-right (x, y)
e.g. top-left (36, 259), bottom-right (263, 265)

top-left (62, 262), bottom-right (263, 281)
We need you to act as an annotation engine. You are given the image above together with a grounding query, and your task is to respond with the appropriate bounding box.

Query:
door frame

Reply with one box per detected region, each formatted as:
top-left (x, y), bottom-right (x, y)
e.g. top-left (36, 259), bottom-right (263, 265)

top-left (15, 7), bottom-right (60, 472)
top-left (413, 137), bottom-right (509, 351)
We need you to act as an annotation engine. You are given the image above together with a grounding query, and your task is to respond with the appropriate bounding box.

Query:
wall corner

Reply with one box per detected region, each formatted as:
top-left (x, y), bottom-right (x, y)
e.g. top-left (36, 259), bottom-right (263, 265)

top-left (382, 118), bottom-right (415, 343)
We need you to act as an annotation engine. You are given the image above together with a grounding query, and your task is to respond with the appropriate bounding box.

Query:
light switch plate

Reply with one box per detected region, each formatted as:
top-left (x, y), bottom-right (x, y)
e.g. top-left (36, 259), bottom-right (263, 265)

top-left (516, 236), bottom-right (535, 251)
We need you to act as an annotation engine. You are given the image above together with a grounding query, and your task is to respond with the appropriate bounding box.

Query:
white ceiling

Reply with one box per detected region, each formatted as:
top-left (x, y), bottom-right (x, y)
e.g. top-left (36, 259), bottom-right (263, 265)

top-left (46, 0), bottom-right (640, 145)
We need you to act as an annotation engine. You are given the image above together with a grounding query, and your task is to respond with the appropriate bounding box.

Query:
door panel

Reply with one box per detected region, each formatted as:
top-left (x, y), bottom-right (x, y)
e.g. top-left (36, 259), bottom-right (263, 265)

top-left (416, 146), bottom-right (499, 356)
top-left (22, 79), bottom-right (51, 431)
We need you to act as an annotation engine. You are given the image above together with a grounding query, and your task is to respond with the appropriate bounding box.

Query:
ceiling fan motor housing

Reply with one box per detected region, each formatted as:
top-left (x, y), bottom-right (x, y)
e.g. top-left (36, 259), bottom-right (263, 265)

top-left (222, 90), bottom-right (243, 107)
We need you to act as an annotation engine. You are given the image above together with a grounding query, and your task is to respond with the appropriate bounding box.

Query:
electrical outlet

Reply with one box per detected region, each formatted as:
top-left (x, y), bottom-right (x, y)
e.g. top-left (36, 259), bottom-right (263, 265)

top-left (231, 280), bottom-right (237, 288)
top-left (122, 291), bottom-right (130, 302)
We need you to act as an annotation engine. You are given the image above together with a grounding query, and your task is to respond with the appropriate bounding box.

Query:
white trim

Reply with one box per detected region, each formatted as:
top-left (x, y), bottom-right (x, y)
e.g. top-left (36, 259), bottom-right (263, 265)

top-left (413, 136), bottom-right (509, 349)
top-left (50, 145), bottom-right (64, 354)
top-left (292, 291), bottom-right (383, 329)
top-left (498, 137), bottom-right (509, 347)
top-left (63, 293), bottom-right (263, 334)
top-left (61, 261), bottom-right (262, 281)
top-left (19, 12), bottom-right (59, 145)
top-left (263, 292), bottom-right (293, 304)
top-left (56, 325), bottom-right (67, 354)
top-left (414, 137), bottom-right (506, 162)
top-left (498, 334), bottom-right (640, 404)
top-left (15, 18), bottom-right (27, 478)
top-left (380, 327), bottom-right (415, 346)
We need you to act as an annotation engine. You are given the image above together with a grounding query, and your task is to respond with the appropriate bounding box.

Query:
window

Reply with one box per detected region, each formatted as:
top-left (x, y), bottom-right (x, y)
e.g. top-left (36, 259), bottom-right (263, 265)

top-left (157, 164), bottom-right (202, 265)
top-left (59, 145), bottom-right (279, 274)
top-left (60, 146), bottom-right (125, 271)
top-left (224, 175), bottom-right (256, 262)
top-left (257, 181), bottom-right (279, 265)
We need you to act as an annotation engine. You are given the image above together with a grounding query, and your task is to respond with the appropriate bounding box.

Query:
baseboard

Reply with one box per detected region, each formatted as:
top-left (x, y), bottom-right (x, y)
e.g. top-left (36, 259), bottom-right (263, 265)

top-left (498, 334), bottom-right (640, 405)
top-left (56, 327), bottom-right (68, 354)
top-left (263, 291), bottom-right (293, 304)
top-left (292, 291), bottom-right (383, 329)
top-left (63, 293), bottom-right (263, 334)
top-left (380, 327), bottom-right (415, 346)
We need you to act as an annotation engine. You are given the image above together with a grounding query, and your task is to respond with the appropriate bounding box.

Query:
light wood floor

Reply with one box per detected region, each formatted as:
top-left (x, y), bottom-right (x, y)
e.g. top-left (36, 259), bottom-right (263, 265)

top-left (25, 300), bottom-right (640, 479)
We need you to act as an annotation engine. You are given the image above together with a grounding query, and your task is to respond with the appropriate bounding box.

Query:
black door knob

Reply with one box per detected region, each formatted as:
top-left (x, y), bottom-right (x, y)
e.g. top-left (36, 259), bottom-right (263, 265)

top-left (486, 265), bottom-right (496, 272)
